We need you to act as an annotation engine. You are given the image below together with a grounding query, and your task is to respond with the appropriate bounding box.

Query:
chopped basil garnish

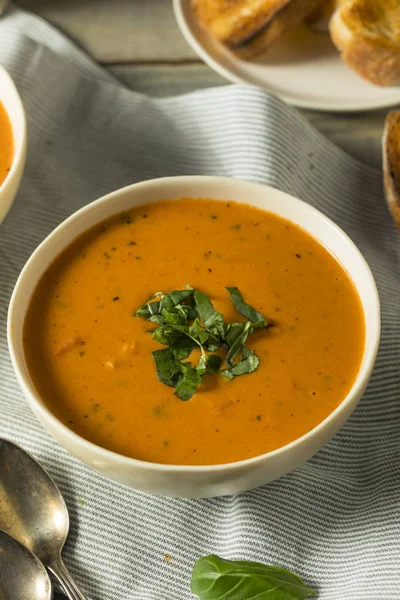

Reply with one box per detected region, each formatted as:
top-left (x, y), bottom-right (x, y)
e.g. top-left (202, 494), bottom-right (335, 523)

top-left (221, 347), bottom-right (260, 379)
top-left (226, 286), bottom-right (272, 326)
top-left (135, 286), bottom-right (273, 400)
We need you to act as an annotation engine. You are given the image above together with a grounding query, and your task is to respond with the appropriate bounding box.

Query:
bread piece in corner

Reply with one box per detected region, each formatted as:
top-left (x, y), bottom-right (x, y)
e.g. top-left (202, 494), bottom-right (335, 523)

top-left (383, 110), bottom-right (400, 231)
top-left (193, 0), bottom-right (321, 59)
top-left (330, 0), bottom-right (400, 86)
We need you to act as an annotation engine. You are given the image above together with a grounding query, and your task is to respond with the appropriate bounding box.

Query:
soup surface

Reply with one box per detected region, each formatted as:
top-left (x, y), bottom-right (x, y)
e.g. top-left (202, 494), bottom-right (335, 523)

top-left (0, 102), bottom-right (13, 186)
top-left (24, 199), bottom-right (365, 465)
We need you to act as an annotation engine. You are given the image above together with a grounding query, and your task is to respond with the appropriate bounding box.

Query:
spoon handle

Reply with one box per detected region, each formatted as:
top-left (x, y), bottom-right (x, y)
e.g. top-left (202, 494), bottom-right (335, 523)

top-left (49, 559), bottom-right (88, 600)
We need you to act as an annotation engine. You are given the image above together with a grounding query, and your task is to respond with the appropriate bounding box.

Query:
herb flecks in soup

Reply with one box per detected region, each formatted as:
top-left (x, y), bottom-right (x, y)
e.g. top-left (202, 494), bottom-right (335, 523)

top-left (0, 102), bottom-right (13, 186)
top-left (23, 199), bottom-right (365, 465)
top-left (135, 286), bottom-right (273, 400)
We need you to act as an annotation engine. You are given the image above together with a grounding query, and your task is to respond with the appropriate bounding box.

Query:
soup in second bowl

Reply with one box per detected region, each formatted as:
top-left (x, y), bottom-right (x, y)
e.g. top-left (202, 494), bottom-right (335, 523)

top-left (0, 102), bottom-right (13, 186)
top-left (23, 198), bottom-right (365, 465)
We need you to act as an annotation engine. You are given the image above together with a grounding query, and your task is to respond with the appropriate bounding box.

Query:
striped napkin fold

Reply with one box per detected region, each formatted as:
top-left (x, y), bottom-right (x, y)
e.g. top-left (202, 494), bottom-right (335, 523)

top-left (0, 4), bottom-right (399, 600)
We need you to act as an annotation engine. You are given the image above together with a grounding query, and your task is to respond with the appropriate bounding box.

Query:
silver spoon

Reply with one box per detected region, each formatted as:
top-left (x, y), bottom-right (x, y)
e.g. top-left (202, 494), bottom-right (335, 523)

top-left (0, 529), bottom-right (52, 600)
top-left (0, 438), bottom-right (88, 600)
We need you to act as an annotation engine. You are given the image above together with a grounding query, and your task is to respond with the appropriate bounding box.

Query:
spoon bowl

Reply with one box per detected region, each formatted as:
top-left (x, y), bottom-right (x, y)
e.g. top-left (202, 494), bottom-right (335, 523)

top-left (0, 529), bottom-right (52, 600)
top-left (0, 438), bottom-right (87, 600)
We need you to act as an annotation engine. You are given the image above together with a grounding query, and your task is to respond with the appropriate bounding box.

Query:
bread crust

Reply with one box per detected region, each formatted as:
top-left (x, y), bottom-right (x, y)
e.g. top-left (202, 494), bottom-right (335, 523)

top-left (193, 0), bottom-right (320, 59)
top-left (330, 0), bottom-right (400, 86)
top-left (234, 0), bottom-right (320, 58)
top-left (192, 0), bottom-right (292, 47)
top-left (383, 110), bottom-right (400, 231)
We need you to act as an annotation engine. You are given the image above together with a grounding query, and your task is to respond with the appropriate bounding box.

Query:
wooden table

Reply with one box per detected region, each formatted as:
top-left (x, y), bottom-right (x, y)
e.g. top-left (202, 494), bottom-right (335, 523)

top-left (15, 0), bottom-right (390, 171)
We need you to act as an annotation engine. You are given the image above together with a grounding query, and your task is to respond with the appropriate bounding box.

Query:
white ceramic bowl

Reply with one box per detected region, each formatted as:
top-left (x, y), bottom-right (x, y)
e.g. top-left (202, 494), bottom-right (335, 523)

top-left (8, 176), bottom-right (380, 498)
top-left (0, 66), bottom-right (26, 224)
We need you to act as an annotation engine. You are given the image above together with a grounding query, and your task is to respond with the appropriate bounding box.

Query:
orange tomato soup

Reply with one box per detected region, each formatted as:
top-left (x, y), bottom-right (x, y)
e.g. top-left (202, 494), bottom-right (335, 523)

top-left (0, 102), bottom-right (13, 185)
top-left (24, 199), bottom-right (365, 465)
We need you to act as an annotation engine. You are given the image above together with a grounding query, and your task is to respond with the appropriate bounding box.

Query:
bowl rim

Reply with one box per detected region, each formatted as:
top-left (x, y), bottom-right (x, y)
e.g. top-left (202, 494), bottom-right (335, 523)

top-left (0, 65), bottom-right (27, 196)
top-left (8, 175), bottom-right (381, 473)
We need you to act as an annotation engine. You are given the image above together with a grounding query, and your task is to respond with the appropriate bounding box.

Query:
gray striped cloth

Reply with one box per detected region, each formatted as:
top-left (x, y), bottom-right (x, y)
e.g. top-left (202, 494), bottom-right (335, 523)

top-left (1, 5), bottom-right (399, 600)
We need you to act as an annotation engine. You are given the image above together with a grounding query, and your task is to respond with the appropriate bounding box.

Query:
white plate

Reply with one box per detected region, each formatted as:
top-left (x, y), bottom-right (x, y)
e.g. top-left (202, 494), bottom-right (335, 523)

top-left (173, 0), bottom-right (400, 112)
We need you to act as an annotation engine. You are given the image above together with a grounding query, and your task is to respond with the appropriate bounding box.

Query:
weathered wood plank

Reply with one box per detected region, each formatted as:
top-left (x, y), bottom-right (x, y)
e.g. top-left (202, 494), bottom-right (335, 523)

top-left (15, 0), bottom-right (198, 62)
top-left (110, 64), bottom-right (227, 96)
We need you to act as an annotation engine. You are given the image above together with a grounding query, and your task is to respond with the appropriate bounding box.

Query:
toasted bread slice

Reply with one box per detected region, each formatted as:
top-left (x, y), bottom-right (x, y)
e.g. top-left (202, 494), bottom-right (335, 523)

top-left (193, 0), bottom-right (320, 58)
top-left (383, 110), bottom-right (400, 231)
top-left (235, 0), bottom-right (321, 58)
top-left (193, 0), bottom-right (292, 47)
top-left (330, 0), bottom-right (400, 86)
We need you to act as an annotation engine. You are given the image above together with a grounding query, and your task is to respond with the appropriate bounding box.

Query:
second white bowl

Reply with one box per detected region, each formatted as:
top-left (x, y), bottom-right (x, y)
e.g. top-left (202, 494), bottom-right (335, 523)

top-left (0, 66), bottom-right (26, 225)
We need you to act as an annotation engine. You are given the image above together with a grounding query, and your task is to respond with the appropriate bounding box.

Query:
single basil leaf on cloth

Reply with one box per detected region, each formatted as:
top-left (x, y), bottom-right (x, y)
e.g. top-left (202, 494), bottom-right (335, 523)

top-left (194, 290), bottom-right (226, 341)
top-left (175, 362), bottom-right (203, 401)
top-left (226, 286), bottom-right (270, 326)
top-left (207, 354), bottom-right (222, 374)
top-left (221, 347), bottom-right (260, 379)
top-left (152, 347), bottom-right (182, 388)
top-left (191, 555), bottom-right (316, 600)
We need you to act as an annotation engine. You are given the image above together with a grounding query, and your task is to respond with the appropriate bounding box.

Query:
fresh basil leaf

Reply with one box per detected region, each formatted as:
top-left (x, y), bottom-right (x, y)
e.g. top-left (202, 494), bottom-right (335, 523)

top-left (196, 351), bottom-right (208, 376)
top-left (207, 355), bottom-right (222, 374)
top-left (159, 289), bottom-right (194, 313)
top-left (188, 319), bottom-right (210, 346)
top-left (148, 314), bottom-right (165, 325)
top-left (172, 338), bottom-right (196, 361)
top-left (194, 290), bottom-right (225, 340)
top-left (226, 287), bottom-right (267, 325)
top-left (175, 362), bottom-right (203, 401)
top-left (205, 341), bottom-right (220, 352)
top-left (222, 347), bottom-right (260, 379)
top-left (224, 321), bottom-right (252, 366)
top-left (183, 306), bottom-right (197, 321)
top-left (152, 347), bottom-right (181, 388)
top-left (135, 300), bottom-right (161, 318)
top-left (191, 555), bottom-right (316, 600)
top-left (153, 325), bottom-right (182, 345)
top-left (136, 290), bottom-right (195, 320)
top-left (134, 291), bottom-right (164, 318)
top-left (162, 307), bottom-right (187, 325)
top-left (250, 320), bottom-right (268, 332)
